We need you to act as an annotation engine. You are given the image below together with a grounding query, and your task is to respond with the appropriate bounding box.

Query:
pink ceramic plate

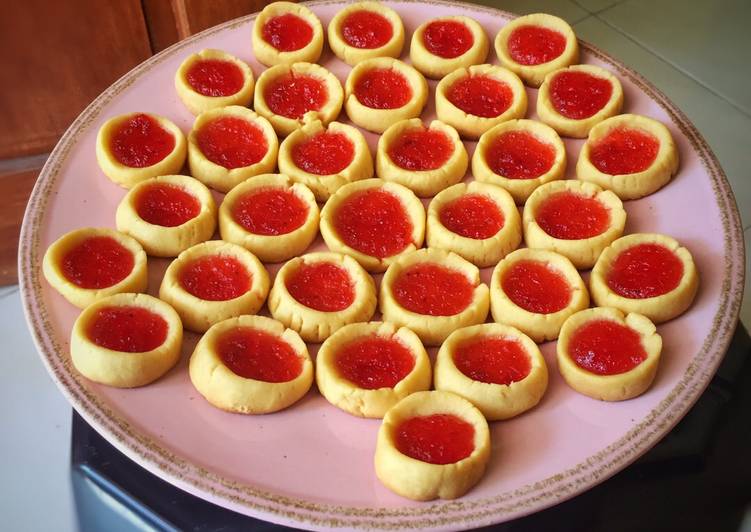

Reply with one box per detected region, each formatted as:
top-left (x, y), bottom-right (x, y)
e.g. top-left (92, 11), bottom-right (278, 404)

top-left (19, 1), bottom-right (744, 529)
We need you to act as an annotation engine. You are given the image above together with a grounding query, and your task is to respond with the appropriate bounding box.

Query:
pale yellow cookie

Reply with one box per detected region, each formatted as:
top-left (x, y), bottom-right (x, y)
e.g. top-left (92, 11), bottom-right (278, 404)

top-left (316, 322), bottom-right (431, 418)
top-left (557, 307), bottom-right (662, 401)
top-left (327, 1), bottom-right (405, 66)
top-left (410, 16), bottom-right (489, 80)
top-left (218, 174), bottom-right (319, 263)
top-left (251, 1), bottom-right (324, 66)
top-left (70, 293), bottom-right (182, 388)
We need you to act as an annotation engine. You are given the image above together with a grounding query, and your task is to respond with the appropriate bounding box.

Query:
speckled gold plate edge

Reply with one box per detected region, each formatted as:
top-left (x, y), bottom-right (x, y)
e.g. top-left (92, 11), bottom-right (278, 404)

top-left (18, 0), bottom-right (745, 530)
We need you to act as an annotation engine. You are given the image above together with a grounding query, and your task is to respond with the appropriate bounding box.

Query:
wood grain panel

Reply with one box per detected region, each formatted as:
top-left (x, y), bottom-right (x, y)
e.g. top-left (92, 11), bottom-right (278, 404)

top-left (0, 166), bottom-right (41, 285)
top-left (180, 0), bottom-right (269, 34)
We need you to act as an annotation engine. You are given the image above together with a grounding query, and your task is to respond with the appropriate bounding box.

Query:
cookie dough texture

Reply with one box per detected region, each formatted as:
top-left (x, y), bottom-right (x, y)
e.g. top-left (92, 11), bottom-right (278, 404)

top-left (410, 16), bottom-right (489, 79)
top-left (252, 1), bottom-right (324, 66)
top-left (328, 1), bottom-right (405, 66)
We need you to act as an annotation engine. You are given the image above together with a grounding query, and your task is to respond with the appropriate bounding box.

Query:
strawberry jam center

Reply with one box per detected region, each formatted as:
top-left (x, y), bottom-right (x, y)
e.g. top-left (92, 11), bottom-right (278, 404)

top-left (454, 336), bottom-right (531, 385)
top-left (388, 128), bottom-right (454, 171)
top-left (393, 263), bottom-right (474, 316)
top-left (333, 188), bottom-right (413, 258)
top-left (186, 59), bottom-right (244, 97)
top-left (286, 262), bottom-right (355, 312)
top-left (447, 75), bottom-right (513, 118)
top-left (232, 187), bottom-right (309, 236)
top-left (264, 73), bottom-right (328, 119)
top-left (61, 236), bottom-right (134, 289)
top-left (590, 127), bottom-right (660, 175)
top-left (550, 71), bottom-right (613, 120)
top-left (341, 10), bottom-right (393, 49)
top-left (395, 413), bottom-right (475, 465)
top-left (422, 20), bottom-right (473, 59)
top-left (87, 306), bottom-right (167, 353)
top-left (179, 255), bottom-right (251, 301)
top-left (502, 260), bottom-right (571, 314)
top-left (135, 183), bottom-right (201, 227)
top-left (217, 327), bottom-right (302, 382)
top-left (439, 194), bottom-right (504, 239)
top-left (110, 114), bottom-right (175, 168)
top-left (335, 336), bottom-right (415, 389)
top-left (569, 319), bottom-right (647, 375)
top-left (607, 243), bottom-right (683, 299)
top-left (536, 191), bottom-right (610, 240)
top-left (196, 116), bottom-right (267, 169)
top-left (507, 25), bottom-right (566, 66)
top-left (291, 132), bottom-right (355, 175)
top-left (354, 68), bottom-right (412, 110)
top-left (262, 13), bottom-right (313, 52)
top-left (485, 131), bottom-right (556, 179)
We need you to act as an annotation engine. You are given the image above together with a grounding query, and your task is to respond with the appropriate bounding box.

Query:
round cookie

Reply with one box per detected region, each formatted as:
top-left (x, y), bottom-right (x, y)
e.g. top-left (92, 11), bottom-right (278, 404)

top-left (410, 16), bottom-right (489, 79)
top-left (252, 1), bottom-right (324, 66)
top-left (328, 1), bottom-right (405, 66)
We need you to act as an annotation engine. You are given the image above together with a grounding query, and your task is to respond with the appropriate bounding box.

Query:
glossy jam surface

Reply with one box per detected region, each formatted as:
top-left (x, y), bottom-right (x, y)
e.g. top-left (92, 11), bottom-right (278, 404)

top-left (196, 116), bottom-right (267, 169)
top-left (569, 319), bottom-right (647, 375)
top-left (607, 243), bottom-right (683, 299)
top-left (232, 187), bottom-right (309, 236)
top-left (388, 128), bottom-right (454, 171)
top-left (335, 336), bottom-right (415, 389)
top-left (454, 336), bottom-right (531, 385)
top-left (393, 263), bottom-right (474, 316)
top-left (507, 25), bottom-right (566, 66)
top-left (87, 306), bottom-right (167, 353)
top-left (536, 191), bottom-right (610, 240)
top-left (110, 114), bottom-right (175, 168)
top-left (261, 13), bottom-right (313, 52)
top-left (447, 75), bottom-right (513, 118)
top-left (186, 59), bottom-right (245, 97)
top-left (179, 255), bottom-right (251, 301)
top-left (485, 131), bottom-right (556, 179)
top-left (439, 194), bottom-right (504, 240)
top-left (590, 127), bottom-right (660, 175)
top-left (502, 260), bottom-right (572, 314)
top-left (550, 71), bottom-right (613, 120)
top-left (135, 183), bottom-right (200, 227)
top-left (395, 414), bottom-right (475, 465)
top-left (217, 327), bottom-right (302, 382)
top-left (334, 188), bottom-right (413, 258)
top-left (264, 73), bottom-right (328, 119)
top-left (61, 236), bottom-right (134, 289)
top-left (286, 262), bottom-right (355, 312)
top-left (422, 20), bottom-right (473, 59)
top-left (291, 132), bottom-right (354, 175)
top-left (341, 10), bottom-right (393, 49)
top-left (354, 68), bottom-right (412, 109)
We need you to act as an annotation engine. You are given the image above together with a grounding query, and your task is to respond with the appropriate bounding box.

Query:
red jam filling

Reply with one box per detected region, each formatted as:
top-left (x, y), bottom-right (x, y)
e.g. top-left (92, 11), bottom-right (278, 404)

top-left (61, 236), bottom-right (134, 289)
top-left (291, 132), bottom-right (355, 175)
top-left (502, 260), bottom-right (572, 314)
top-left (264, 73), bottom-right (328, 119)
top-left (186, 59), bottom-right (245, 97)
top-left (507, 25), bottom-right (566, 66)
top-left (422, 20), bottom-right (474, 59)
top-left (196, 116), bottom-right (267, 169)
top-left (135, 183), bottom-right (200, 227)
top-left (110, 114), bottom-right (175, 168)
top-left (286, 262), bottom-right (355, 312)
top-left (550, 71), bottom-right (613, 120)
top-left (179, 255), bottom-right (252, 301)
top-left (590, 127), bottom-right (660, 175)
top-left (354, 68), bottom-right (412, 109)
top-left (335, 336), bottom-right (415, 389)
top-left (387, 128), bottom-right (454, 171)
top-left (439, 194), bottom-right (504, 240)
top-left (261, 13), bottom-right (313, 52)
top-left (454, 336), bottom-right (531, 385)
top-left (216, 327), bottom-right (302, 382)
top-left (232, 187), bottom-right (309, 236)
top-left (341, 10), bottom-right (393, 49)
top-left (87, 306), bottom-right (167, 353)
top-left (393, 263), bottom-right (474, 316)
top-left (569, 319), bottom-right (647, 375)
top-left (607, 243), bottom-right (683, 299)
top-left (395, 413), bottom-right (475, 465)
top-left (485, 131), bottom-right (556, 179)
top-left (334, 188), bottom-right (413, 258)
top-left (447, 75), bottom-right (513, 118)
top-left (536, 191), bottom-right (610, 240)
